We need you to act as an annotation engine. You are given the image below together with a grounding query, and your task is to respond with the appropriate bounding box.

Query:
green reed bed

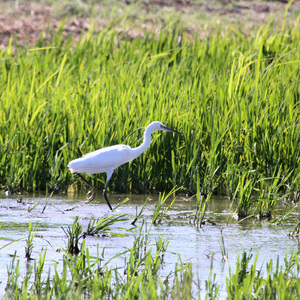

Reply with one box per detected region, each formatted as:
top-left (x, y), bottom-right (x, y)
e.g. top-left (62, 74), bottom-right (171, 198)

top-left (0, 15), bottom-right (299, 215)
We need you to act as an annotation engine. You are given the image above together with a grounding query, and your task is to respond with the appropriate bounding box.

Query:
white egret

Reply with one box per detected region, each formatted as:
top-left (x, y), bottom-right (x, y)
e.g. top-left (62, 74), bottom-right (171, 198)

top-left (68, 121), bottom-right (182, 210)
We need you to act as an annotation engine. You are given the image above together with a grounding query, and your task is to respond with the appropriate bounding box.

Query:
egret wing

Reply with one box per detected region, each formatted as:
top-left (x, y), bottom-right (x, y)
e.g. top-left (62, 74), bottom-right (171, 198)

top-left (68, 145), bottom-right (133, 174)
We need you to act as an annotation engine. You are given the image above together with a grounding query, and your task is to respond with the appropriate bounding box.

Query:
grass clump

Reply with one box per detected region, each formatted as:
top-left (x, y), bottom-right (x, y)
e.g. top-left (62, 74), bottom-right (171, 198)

top-left (85, 213), bottom-right (130, 237)
top-left (25, 221), bottom-right (36, 261)
top-left (152, 186), bottom-right (179, 224)
top-left (193, 173), bottom-right (211, 227)
top-left (226, 251), bottom-right (300, 299)
top-left (62, 216), bottom-right (83, 255)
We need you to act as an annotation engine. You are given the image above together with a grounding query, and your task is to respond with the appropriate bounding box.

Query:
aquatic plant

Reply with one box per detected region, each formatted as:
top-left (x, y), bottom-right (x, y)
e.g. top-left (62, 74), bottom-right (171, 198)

top-left (84, 198), bottom-right (130, 236)
top-left (220, 229), bottom-right (228, 262)
top-left (123, 221), bottom-right (152, 278)
top-left (226, 251), bottom-right (300, 299)
top-left (288, 221), bottom-right (300, 238)
top-left (231, 172), bottom-right (258, 219)
top-left (231, 168), bottom-right (296, 219)
top-left (33, 249), bottom-right (47, 296)
top-left (4, 222), bottom-right (300, 299)
top-left (170, 258), bottom-right (193, 299)
top-left (226, 252), bottom-right (259, 299)
top-left (205, 255), bottom-right (220, 300)
top-left (25, 222), bottom-right (36, 261)
top-left (85, 213), bottom-right (129, 237)
top-left (62, 216), bottom-right (83, 255)
top-left (193, 173), bottom-right (211, 227)
top-left (152, 186), bottom-right (179, 224)
top-left (5, 253), bottom-right (23, 299)
top-left (131, 197), bottom-right (149, 226)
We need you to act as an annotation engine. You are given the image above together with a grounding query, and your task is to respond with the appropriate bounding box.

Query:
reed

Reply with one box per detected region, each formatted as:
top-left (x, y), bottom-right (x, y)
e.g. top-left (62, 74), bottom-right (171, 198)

top-left (0, 10), bottom-right (299, 212)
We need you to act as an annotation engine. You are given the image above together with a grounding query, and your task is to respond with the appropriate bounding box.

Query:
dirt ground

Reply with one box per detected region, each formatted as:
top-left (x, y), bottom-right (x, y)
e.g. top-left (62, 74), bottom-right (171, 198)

top-left (0, 0), bottom-right (299, 49)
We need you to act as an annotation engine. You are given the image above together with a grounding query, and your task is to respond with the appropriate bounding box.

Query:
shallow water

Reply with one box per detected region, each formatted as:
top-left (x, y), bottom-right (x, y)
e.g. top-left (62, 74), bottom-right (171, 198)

top-left (0, 192), bottom-right (299, 298)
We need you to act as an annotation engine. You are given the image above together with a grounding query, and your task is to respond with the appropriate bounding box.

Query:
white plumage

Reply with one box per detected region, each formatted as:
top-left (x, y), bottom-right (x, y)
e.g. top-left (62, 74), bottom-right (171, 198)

top-left (68, 145), bottom-right (132, 174)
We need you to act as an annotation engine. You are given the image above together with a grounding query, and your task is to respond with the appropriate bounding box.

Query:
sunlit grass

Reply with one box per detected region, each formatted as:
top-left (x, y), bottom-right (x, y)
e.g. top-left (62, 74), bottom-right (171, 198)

top-left (0, 9), bottom-right (299, 218)
top-left (1, 4), bottom-right (300, 298)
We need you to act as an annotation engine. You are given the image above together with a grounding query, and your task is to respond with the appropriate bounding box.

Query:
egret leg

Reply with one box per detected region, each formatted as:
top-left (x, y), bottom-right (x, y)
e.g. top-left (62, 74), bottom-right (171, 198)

top-left (75, 173), bottom-right (95, 203)
top-left (103, 169), bottom-right (114, 211)
top-left (103, 181), bottom-right (112, 211)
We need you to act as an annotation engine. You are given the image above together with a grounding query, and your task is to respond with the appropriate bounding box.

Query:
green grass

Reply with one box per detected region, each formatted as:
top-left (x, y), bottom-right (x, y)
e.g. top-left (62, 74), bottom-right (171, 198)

top-left (0, 8), bottom-right (299, 217)
top-left (226, 251), bottom-right (300, 299)
top-left (1, 4), bottom-right (300, 298)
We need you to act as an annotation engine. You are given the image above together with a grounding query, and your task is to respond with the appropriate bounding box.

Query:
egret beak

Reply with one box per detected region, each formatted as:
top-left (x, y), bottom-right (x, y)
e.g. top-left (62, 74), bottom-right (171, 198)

top-left (161, 125), bottom-right (183, 136)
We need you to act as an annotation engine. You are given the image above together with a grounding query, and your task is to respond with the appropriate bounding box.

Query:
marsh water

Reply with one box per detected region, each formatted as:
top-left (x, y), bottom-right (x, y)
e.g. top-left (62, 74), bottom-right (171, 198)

top-left (0, 192), bottom-right (299, 298)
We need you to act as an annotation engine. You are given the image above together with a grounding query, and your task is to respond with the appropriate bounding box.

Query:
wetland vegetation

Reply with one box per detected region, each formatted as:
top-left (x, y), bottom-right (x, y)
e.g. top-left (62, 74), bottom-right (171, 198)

top-left (1, 193), bottom-right (300, 299)
top-left (0, 0), bottom-right (300, 298)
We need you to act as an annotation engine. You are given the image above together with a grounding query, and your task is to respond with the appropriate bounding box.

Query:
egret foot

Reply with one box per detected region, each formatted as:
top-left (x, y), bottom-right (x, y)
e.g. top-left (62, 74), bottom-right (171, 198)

top-left (86, 189), bottom-right (95, 203)
top-left (75, 173), bottom-right (95, 203)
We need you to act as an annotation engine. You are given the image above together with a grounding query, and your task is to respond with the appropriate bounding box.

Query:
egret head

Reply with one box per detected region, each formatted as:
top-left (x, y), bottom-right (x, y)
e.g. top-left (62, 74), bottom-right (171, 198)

top-left (147, 121), bottom-right (182, 135)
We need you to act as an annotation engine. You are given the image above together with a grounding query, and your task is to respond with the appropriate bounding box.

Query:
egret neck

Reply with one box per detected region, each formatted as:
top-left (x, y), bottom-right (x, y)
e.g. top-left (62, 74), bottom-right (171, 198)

top-left (131, 125), bottom-right (155, 159)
